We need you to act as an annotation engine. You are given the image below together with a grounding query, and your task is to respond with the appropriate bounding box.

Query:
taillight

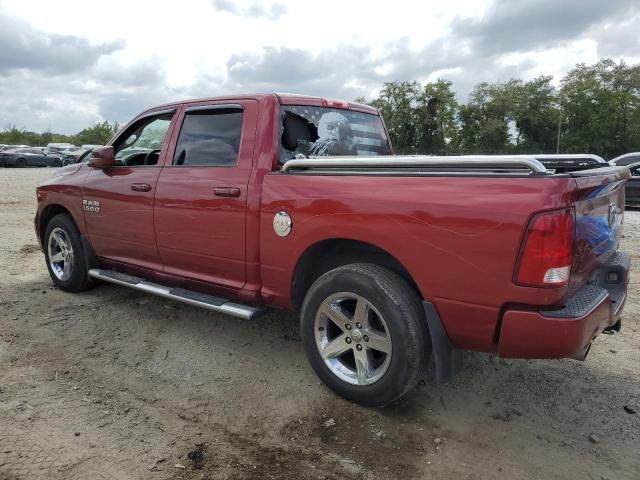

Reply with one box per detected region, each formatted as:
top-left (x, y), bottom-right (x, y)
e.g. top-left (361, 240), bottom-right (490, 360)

top-left (515, 208), bottom-right (574, 287)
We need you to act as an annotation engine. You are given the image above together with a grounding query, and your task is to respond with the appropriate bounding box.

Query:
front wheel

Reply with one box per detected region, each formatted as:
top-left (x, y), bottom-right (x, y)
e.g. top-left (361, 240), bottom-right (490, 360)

top-left (16, 158), bottom-right (26, 168)
top-left (44, 214), bottom-right (94, 292)
top-left (52, 158), bottom-right (62, 167)
top-left (300, 263), bottom-right (430, 407)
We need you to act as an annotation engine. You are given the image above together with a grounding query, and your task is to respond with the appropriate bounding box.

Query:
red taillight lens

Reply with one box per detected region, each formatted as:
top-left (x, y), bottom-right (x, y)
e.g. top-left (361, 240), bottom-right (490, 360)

top-left (515, 208), bottom-right (574, 287)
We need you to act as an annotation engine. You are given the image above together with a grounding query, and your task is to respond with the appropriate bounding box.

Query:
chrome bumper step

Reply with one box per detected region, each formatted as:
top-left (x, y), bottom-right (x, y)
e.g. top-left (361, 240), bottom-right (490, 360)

top-left (88, 268), bottom-right (263, 320)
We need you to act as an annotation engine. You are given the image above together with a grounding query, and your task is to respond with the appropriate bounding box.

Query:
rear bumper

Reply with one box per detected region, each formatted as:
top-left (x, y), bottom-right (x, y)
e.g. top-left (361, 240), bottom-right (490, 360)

top-left (498, 251), bottom-right (630, 359)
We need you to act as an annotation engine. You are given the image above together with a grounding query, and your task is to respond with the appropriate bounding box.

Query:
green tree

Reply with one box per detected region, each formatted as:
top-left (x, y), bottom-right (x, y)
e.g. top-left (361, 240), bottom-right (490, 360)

top-left (560, 59), bottom-right (640, 158)
top-left (451, 77), bottom-right (560, 154)
top-left (457, 81), bottom-right (511, 153)
top-left (509, 76), bottom-right (559, 153)
top-left (415, 79), bottom-right (459, 154)
top-left (0, 124), bottom-right (75, 147)
top-left (0, 125), bottom-right (28, 145)
top-left (75, 121), bottom-right (120, 145)
top-left (370, 81), bottom-right (421, 154)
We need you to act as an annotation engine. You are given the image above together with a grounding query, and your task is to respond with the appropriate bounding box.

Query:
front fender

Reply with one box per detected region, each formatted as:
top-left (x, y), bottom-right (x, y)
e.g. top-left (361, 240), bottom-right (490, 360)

top-left (35, 166), bottom-right (89, 242)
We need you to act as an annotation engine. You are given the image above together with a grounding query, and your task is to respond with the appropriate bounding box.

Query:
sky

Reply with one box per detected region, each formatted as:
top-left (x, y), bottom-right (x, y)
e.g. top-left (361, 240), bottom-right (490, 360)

top-left (0, 0), bottom-right (639, 134)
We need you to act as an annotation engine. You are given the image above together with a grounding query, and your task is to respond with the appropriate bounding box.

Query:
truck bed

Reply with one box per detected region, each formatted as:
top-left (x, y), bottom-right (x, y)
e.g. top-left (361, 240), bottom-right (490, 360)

top-left (259, 156), bottom-right (630, 353)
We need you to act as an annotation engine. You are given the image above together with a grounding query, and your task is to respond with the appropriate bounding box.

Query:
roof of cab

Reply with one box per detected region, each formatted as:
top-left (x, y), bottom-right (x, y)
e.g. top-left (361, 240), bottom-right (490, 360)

top-left (145, 93), bottom-right (379, 116)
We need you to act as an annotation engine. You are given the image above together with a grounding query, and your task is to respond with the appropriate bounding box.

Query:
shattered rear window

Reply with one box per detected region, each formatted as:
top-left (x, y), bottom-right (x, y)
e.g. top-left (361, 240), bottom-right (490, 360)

top-left (279, 106), bottom-right (391, 162)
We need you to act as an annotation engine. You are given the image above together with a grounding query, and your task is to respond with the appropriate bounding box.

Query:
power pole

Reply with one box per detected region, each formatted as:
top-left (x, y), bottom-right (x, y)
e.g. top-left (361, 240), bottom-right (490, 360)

top-left (556, 104), bottom-right (562, 154)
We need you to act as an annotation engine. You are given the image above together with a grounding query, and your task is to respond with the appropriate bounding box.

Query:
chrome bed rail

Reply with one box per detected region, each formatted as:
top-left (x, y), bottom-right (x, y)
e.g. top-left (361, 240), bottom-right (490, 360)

top-left (281, 155), bottom-right (551, 175)
top-left (524, 153), bottom-right (607, 164)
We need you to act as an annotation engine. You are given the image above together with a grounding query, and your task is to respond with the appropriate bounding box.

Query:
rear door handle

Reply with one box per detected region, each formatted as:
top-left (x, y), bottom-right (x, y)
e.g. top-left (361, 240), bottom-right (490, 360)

top-left (214, 187), bottom-right (241, 198)
top-left (131, 183), bottom-right (152, 192)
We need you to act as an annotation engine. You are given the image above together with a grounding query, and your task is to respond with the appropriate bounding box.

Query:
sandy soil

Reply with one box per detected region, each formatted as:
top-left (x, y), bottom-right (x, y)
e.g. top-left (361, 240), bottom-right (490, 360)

top-left (0, 168), bottom-right (639, 480)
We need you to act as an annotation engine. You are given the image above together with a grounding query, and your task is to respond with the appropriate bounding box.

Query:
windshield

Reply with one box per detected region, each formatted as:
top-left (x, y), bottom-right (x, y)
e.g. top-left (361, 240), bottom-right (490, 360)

top-left (279, 106), bottom-right (391, 162)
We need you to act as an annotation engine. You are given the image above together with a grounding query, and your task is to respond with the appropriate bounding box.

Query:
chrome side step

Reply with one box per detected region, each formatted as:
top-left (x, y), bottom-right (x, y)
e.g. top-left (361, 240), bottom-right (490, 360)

top-left (88, 268), bottom-right (263, 320)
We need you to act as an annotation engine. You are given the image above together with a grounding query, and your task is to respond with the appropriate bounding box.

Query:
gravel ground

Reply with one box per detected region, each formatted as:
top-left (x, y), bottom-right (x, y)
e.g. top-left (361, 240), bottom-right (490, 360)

top-left (0, 168), bottom-right (639, 480)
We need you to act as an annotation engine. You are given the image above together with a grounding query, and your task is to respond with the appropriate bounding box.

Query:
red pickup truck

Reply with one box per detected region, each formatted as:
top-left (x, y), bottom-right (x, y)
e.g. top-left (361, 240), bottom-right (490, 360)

top-left (35, 93), bottom-right (631, 406)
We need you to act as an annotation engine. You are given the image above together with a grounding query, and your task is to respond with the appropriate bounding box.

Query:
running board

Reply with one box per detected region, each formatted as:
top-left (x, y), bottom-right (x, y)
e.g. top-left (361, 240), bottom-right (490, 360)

top-left (88, 268), bottom-right (263, 320)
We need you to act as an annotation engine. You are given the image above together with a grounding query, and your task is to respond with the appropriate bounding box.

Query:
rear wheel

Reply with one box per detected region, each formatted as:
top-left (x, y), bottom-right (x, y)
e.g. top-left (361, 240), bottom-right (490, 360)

top-left (44, 214), bottom-right (93, 292)
top-left (300, 263), bottom-right (429, 407)
top-left (52, 158), bottom-right (62, 167)
top-left (16, 158), bottom-right (26, 168)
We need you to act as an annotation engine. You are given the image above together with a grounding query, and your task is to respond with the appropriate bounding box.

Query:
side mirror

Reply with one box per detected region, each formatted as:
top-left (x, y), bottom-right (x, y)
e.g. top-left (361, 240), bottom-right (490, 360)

top-left (88, 146), bottom-right (114, 168)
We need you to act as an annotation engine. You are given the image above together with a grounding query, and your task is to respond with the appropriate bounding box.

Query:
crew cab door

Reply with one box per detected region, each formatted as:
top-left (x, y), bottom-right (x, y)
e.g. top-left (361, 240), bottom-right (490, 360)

top-left (83, 109), bottom-right (177, 270)
top-left (154, 100), bottom-right (258, 290)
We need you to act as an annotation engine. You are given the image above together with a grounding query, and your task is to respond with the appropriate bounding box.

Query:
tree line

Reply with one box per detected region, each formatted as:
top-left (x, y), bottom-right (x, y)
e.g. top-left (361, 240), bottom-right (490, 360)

top-left (2, 59), bottom-right (639, 159)
top-left (0, 121), bottom-right (119, 147)
top-left (358, 59), bottom-right (640, 160)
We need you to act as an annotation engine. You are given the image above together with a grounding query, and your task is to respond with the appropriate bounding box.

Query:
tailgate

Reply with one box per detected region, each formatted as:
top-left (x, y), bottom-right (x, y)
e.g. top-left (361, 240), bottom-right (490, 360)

top-left (570, 166), bottom-right (630, 291)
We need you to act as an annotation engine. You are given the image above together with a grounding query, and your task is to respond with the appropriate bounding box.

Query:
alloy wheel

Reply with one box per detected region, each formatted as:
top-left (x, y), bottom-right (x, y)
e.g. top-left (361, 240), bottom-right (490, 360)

top-left (314, 292), bottom-right (393, 385)
top-left (48, 227), bottom-right (74, 281)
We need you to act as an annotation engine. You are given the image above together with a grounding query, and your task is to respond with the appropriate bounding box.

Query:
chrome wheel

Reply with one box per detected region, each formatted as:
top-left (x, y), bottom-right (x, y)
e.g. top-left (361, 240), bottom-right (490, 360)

top-left (314, 292), bottom-right (393, 386)
top-left (48, 227), bottom-right (74, 281)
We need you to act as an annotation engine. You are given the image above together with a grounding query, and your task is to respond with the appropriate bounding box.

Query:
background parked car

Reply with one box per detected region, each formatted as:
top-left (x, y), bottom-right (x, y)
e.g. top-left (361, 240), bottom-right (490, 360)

top-left (609, 152), bottom-right (640, 166)
top-left (0, 144), bottom-right (29, 152)
top-left (0, 147), bottom-right (62, 167)
top-left (64, 148), bottom-right (94, 165)
top-left (61, 146), bottom-right (86, 165)
top-left (61, 145), bottom-right (102, 165)
top-left (626, 162), bottom-right (640, 207)
top-left (45, 143), bottom-right (74, 156)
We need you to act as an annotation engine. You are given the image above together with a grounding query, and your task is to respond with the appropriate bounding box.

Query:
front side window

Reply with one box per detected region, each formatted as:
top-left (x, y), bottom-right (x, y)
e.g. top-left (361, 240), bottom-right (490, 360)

top-left (114, 114), bottom-right (173, 167)
top-left (173, 109), bottom-right (243, 167)
top-left (279, 106), bottom-right (391, 162)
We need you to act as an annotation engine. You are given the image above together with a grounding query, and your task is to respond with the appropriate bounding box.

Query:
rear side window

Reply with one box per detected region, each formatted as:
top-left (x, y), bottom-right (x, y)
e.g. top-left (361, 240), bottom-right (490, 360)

top-left (174, 108), bottom-right (243, 166)
top-left (279, 106), bottom-right (391, 162)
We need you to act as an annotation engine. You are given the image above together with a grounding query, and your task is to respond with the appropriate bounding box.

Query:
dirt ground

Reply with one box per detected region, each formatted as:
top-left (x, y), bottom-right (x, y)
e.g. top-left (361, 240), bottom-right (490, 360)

top-left (0, 168), bottom-right (638, 480)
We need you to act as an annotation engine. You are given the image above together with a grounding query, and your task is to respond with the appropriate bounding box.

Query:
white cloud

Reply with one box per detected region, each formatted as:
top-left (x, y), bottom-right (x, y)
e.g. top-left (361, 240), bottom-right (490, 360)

top-left (0, 0), bottom-right (639, 134)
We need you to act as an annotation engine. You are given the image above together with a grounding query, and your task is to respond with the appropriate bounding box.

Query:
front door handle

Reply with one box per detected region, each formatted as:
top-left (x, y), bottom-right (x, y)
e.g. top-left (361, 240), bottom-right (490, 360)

top-left (214, 187), bottom-right (241, 198)
top-left (131, 183), bottom-right (152, 192)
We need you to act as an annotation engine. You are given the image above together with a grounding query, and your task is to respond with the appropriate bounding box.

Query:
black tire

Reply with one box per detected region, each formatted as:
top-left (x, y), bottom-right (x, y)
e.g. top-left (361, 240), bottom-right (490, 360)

top-left (16, 158), bottom-right (26, 168)
top-left (43, 214), bottom-right (94, 292)
top-left (52, 159), bottom-right (62, 167)
top-left (300, 263), bottom-right (430, 407)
